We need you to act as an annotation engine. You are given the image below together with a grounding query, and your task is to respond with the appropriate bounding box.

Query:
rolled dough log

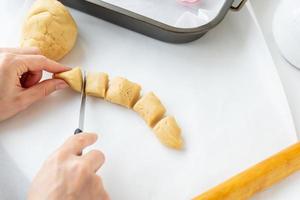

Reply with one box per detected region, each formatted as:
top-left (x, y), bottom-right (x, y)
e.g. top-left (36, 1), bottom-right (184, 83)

top-left (105, 77), bottom-right (141, 108)
top-left (133, 92), bottom-right (166, 127)
top-left (86, 72), bottom-right (108, 98)
top-left (54, 67), bottom-right (82, 92)
top-left (153, 116), bottom-right (183, 149)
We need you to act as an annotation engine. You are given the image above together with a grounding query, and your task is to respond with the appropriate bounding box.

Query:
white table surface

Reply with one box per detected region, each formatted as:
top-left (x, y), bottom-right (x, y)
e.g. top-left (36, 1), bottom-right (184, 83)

top-left (250, 0), bottom-right (300, 138)
top-left (0, 0), bottom-right (300, 199)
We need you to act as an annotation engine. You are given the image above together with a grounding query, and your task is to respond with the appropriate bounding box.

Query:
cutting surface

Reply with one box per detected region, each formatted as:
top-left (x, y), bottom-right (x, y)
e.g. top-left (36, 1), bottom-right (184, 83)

top-left (0, 1), bottom-right (299, 199)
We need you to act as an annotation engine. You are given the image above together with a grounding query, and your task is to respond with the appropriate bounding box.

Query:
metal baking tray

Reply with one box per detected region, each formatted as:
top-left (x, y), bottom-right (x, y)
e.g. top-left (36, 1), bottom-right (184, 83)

top-left (59, 0), bottom-right (247, 43)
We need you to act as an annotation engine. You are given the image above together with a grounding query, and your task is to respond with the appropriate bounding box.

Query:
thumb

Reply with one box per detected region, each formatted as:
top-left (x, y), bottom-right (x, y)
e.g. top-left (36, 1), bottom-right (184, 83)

top-left (19, 79), bottom-right (68, 109)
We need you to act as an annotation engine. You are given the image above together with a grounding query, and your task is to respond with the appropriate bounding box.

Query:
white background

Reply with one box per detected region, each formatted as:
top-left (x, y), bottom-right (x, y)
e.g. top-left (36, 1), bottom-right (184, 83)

top-left (0, 0), bottom-right (300, 199)
top-left (251, 0), bottom-right (300, 137)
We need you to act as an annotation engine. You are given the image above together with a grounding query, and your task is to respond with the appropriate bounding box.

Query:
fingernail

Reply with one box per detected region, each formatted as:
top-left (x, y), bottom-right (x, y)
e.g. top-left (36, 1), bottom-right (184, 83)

top-left (62, 66), bottom-right (72, 71)
top-left (56, 81), bottom-right (69, 90)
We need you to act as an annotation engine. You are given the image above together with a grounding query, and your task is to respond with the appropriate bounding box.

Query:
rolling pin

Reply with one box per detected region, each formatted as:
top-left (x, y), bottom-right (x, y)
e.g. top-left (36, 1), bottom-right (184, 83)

top-left (193, 142), bottom-right (300, 200)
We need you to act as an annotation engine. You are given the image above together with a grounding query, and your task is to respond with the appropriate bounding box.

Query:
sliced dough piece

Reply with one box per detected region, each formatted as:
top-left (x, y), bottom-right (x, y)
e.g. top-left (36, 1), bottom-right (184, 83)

top-left (20, 0), bottom-right (77, 61)
top-left (54, 67), bottom-right (82, 92)
top-left (133, 92), bottom-right (166, 127)
top-left (86, 72), bottom-right (108, 98)
top-left (153, 116), bottom-right (183, 150)
top-left (105, 77), bottom-right (141, 108)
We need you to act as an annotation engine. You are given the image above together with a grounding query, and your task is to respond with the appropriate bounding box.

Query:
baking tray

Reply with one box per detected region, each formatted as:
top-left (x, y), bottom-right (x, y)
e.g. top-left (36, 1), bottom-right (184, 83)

top-left (59, 0), bottom-right (247, 43)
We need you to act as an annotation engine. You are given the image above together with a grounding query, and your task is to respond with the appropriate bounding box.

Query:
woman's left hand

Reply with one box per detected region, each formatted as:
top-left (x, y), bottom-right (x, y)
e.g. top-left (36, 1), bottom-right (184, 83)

top-left (0, 47), bottom-right (70, 121)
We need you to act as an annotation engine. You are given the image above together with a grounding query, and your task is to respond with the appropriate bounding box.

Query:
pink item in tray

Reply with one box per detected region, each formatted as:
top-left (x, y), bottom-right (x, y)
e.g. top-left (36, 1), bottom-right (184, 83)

top-left (180, 0), bottom-right (200, 3)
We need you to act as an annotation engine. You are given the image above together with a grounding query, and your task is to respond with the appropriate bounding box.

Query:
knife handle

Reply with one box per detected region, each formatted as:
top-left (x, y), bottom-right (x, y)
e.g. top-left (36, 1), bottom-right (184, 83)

top-left (74, 128), bottom-right (83, 135)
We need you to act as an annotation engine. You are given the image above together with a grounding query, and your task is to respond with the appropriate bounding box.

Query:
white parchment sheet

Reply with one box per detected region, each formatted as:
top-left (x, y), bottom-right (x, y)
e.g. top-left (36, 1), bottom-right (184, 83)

top-left (0, 1), bottom-right (299, 199)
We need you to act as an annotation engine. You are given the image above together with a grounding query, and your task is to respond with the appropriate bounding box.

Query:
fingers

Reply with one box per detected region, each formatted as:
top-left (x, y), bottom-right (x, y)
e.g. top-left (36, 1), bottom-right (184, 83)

top-left (18, 79), bottom-right (68, 109)
top-left (14, 54), bottom-right (70, 75)
top-left (92, 175), bottom-right (110, 200)
top-left (94, 177), bottom-right (110, 200)
top-left (101, 190), bottom-right (110, 200)
top-left (63, 133), bottom-right (98, 155)
top-left (82, 150), bottom-right (105, 172)
top-left (20, 71), bottom-right (43, 88)
top-left (0, 47), bottom-right (41, 55)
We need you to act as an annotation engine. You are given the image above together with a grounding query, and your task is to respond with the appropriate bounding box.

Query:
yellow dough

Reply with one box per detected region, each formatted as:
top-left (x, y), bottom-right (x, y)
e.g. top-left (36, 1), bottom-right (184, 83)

top-left (54, 67), bottom-right (82, 92)
top-left (86, 72), bottom-right (108, 98)
top-left (105, 77), bottom-right (141, 108)
top-left (20, 0), bottom-right (78, 61)
top-left (153, 116), bottom-right (183, 150)
top-left (133, 92), bottom-right (166, 127)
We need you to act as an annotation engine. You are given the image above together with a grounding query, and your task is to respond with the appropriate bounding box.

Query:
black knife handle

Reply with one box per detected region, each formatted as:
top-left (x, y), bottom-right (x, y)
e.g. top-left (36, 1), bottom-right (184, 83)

top-left (74, 128), bottom-right (83, 135)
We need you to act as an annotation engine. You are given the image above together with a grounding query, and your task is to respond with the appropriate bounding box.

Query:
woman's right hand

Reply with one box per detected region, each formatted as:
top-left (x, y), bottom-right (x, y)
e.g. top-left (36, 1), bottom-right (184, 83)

top-left (28, 133), bottom-right (109, 200)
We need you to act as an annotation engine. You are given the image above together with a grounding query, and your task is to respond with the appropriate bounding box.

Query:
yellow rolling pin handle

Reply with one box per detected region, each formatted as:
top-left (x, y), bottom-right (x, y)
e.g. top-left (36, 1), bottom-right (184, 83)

top-left (193, 142), bottom-right (300, 200)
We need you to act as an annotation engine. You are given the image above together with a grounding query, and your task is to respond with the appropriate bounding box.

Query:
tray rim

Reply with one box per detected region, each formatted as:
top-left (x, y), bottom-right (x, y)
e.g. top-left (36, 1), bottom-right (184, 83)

top-left (59, 0), bottom-right (235, 43)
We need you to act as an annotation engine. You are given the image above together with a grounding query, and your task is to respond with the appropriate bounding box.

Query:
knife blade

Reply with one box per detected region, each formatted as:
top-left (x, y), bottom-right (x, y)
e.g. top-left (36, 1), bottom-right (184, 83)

top-left (74, 70), bottom-right (87, 135)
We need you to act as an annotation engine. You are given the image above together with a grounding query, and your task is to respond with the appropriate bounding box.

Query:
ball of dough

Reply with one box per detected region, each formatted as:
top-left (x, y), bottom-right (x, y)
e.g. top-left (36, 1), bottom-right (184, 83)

top-left (105, 77), bottom-right (141, 108)
top-left (20, 0), bottom-right (78, 61)
top-left (54, 67), bottom-right (82, 92)
top-left (133, 92), bottom-right (166, 127)
top-left (153, 116), bottom-right (183, 150)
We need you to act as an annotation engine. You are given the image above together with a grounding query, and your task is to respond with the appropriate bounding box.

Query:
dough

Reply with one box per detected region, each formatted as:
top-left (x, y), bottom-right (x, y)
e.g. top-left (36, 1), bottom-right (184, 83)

top-left (54, 67), bottom-right (82, 92)
top-left (133, 92), bottom-right (166, 127)
top-left (105, 77), bottom-right (141, 108)
top-left (86, 72), bottom-right (108, 98)
top-left (153, 116), bottom-right (183, 149)
top-left (20, 0), bottom-right (77, 61)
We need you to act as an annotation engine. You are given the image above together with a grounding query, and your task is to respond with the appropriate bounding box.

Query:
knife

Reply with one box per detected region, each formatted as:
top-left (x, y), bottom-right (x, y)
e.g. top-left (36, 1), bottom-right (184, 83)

top-left (74, 70), bottom-right (87, 135)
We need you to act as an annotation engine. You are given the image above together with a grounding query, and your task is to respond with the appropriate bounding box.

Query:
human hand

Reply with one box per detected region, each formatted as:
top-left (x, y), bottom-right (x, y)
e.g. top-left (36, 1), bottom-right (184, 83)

top-left (0, 47), bottom-right (70, 121)
top-left (28, 133), bottom-right (109, 200)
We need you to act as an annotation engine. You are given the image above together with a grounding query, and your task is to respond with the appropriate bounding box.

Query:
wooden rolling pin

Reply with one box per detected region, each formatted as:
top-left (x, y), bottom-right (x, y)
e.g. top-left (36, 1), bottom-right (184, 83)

top-left (193, 142), bottom-right (300, 200)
